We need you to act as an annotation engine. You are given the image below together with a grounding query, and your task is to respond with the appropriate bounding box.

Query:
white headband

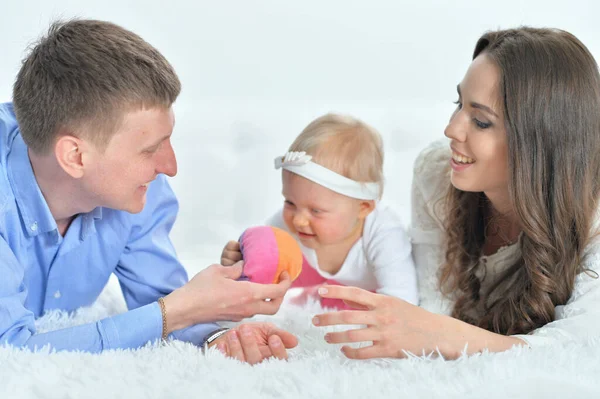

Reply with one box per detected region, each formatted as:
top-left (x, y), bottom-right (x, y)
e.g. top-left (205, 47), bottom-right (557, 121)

top-left (274, 151), bottom-right (381, 200)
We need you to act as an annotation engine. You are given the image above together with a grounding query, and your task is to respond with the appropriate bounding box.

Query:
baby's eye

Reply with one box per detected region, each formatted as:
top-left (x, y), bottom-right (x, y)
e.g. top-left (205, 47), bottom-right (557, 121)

top-left (284, 200), bottom-right (295, 207)
top-left (311, 208), bottom-right (321, 214)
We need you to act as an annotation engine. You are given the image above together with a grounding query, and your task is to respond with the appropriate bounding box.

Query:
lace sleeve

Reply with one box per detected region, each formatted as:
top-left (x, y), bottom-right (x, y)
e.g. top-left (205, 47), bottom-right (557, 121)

top-left (513, 248), bottom-right (600, 346)
top-left (410, 140), bottom-right (454, 315)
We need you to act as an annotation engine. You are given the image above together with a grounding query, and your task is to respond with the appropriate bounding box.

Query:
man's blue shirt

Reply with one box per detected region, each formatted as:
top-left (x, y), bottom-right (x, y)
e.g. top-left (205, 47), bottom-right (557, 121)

top-left (0, 102), bottom-right (218, 352)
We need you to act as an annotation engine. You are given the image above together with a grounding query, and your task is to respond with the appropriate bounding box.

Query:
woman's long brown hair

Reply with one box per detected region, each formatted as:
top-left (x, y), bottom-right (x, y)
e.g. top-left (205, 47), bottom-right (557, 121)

top-left (439, 27), bottom-right (600, 335)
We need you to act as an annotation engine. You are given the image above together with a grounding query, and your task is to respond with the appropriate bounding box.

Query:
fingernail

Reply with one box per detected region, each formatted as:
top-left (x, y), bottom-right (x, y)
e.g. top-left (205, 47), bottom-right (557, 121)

top-left (318, 287), bottom-right (328, 296)
top-left (312, 316), bottom-right (320, 325)
top-left (269, 336), bottom-right (281, 346)
top-left (217, 343), bottom-right (226, 353)
top-left (229, 331), bottom-right (239, 341)
top-left (324, 333), bottom-right (331, 342)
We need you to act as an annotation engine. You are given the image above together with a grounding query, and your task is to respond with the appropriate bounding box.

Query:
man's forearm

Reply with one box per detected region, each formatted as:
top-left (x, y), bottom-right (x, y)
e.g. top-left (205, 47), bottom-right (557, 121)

top-left (6, 302), bottom-right (163, 353)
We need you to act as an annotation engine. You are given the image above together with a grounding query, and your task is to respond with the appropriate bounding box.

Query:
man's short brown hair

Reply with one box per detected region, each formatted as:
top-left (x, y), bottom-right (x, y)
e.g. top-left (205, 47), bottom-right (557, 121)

top-left (13, 19), bottom-right (181, 154)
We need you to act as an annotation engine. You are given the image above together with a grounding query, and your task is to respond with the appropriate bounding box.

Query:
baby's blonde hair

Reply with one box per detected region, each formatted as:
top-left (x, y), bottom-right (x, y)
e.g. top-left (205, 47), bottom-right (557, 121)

top-left (288, 113), bottom-right (384, 198)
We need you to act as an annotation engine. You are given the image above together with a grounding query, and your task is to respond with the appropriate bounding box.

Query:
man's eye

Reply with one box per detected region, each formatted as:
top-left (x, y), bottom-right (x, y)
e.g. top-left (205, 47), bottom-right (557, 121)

top-left (144, 146), bottom-right (159, 154)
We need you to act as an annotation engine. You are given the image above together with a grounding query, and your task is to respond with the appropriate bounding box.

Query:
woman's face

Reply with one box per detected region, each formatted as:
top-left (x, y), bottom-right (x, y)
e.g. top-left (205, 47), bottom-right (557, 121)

top-left (444, 54), bottom-right (509, 199)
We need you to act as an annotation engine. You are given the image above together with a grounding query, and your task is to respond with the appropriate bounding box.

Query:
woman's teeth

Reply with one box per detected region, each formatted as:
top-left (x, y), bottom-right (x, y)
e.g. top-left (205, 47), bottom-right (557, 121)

top-left (452, 151), bottom-right (475, 164)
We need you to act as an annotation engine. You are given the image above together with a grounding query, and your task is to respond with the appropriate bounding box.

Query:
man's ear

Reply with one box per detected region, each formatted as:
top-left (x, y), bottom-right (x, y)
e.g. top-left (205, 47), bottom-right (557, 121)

top-left (358, 200), bottom-right (376, 219)
top-left (55, 135), bottom-right (87, 178)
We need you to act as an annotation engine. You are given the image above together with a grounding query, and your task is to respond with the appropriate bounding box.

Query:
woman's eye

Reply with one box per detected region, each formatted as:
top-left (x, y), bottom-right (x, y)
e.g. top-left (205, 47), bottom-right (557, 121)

top-left (474, 118), bottom-right (492, 129)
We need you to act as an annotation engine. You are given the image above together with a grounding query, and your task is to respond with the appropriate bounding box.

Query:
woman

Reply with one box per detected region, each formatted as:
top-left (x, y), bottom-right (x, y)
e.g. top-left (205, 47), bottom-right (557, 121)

top-left (312, 27), bottom-right (600, 359)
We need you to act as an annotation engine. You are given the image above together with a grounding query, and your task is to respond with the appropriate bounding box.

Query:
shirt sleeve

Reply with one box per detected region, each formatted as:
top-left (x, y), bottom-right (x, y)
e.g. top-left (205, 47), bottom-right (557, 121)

top-left (409, 141), bottom-right (455, 316)
top-left (0, 236), bottom-right (164, 352)
top-left (365, 206), bottom-right (418, 305)
top-left (114, 175), bottom-right (220, 346)
top-left (513, 248), bottom-right (600, 346)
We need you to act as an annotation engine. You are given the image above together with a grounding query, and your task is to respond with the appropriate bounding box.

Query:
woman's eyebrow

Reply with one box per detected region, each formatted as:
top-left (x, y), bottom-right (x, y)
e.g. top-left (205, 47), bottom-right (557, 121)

top-left (457, 84), bottom-right (499, 118)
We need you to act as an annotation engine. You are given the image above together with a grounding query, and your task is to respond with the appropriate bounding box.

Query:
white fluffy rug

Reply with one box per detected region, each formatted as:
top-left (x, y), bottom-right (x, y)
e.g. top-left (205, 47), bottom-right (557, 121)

top-left (2, 276), bottom-right (600, 399)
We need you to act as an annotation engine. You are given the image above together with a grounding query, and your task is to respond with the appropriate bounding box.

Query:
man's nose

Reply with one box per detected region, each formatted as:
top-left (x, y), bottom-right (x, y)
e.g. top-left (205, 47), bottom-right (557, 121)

top-left (157, 141), bottom-right (178, 177)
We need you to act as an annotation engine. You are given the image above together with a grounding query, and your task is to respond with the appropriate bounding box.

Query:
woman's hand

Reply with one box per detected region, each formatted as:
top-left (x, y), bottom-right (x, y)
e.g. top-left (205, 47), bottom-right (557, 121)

top-left (210, 322), bottom-right (298, 364)
top-left (312, 285), bottom-right (526, 359)
top-left (290, 283), bottom-right (355, 310)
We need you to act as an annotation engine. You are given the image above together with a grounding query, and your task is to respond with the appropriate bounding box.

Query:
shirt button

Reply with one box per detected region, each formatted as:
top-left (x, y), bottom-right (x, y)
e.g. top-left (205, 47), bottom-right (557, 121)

top-left (54, 290), bottom-right (61, 299)
top-left (30, 222), bottom-right (38, 231)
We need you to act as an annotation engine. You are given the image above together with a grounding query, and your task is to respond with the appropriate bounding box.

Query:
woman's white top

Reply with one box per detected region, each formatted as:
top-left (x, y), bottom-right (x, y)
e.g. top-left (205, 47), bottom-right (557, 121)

top-left (410, 139), bottom-right (600, 346)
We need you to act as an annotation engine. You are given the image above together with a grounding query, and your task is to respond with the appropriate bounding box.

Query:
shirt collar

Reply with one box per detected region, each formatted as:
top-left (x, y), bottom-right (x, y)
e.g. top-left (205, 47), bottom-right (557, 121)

top-left (7, 133), bottom-right (104, 241)
top-left (80, 207), bottom-right (103, 241)
top-left (7, 134), bottom-right (57, 238)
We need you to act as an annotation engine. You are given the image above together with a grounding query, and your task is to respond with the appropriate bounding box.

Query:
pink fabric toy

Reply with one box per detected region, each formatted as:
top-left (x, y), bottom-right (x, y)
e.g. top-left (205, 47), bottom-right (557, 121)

top-left (238, 226), bottom-right (303, 284)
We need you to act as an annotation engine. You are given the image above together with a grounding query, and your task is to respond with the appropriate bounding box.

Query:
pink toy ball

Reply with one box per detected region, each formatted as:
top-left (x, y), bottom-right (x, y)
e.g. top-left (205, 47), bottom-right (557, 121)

top-left (238, 226), bottom-right (303, 284)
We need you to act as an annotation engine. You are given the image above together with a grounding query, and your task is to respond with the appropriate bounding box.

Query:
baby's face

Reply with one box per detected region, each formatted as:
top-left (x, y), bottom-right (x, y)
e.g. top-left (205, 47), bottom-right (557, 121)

top-left (281, 170), bottom-right (369, 250)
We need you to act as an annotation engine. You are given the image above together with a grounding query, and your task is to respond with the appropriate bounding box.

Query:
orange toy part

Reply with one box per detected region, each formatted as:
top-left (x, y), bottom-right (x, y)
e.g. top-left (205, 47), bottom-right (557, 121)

top-left (238, 226), bottom-right (303, 284)
top-left (271, 227), bottom-right (303, 283)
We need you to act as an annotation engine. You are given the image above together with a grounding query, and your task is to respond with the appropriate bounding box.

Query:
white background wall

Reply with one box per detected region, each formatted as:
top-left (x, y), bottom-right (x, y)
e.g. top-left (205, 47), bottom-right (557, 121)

top-left (1, 0), bottom-right (598, 270)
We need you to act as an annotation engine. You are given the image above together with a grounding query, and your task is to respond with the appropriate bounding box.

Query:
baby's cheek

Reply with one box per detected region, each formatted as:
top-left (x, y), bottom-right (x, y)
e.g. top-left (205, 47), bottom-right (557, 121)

top-left (316, 221), bottom-right (345, 240)
top-left (282, 210), bottom-right (295, 232)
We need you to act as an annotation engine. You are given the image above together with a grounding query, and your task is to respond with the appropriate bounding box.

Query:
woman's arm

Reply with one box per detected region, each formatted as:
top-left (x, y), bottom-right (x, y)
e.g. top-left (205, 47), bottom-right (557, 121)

top-left (313, 245), bottom-right (600, 358)
top-left (312, 285), bottom-right (525, 359)
top-left (410, 176), bottom-right (454, 315)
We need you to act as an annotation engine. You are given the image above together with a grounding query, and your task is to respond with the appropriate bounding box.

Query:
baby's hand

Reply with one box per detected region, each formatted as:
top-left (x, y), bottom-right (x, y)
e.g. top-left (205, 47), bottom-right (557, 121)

top-left (220, 240), bottom-right (242, 266)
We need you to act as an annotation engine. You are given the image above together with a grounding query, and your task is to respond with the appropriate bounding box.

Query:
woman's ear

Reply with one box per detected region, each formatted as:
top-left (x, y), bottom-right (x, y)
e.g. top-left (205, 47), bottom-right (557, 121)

top-left (358, 200), bottom-right (376, 219)
top-left (55, 135), bottom-right (85, 178)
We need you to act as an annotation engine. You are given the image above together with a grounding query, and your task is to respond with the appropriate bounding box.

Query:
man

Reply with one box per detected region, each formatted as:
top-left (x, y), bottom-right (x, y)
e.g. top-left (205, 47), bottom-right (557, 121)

top-left (0, 19), bottom-right (297, 364)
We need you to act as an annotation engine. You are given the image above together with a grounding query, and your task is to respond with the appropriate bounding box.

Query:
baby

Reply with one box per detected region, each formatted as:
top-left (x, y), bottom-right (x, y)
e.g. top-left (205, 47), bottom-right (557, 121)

top-left (222, 113), bottom-right (417, 308)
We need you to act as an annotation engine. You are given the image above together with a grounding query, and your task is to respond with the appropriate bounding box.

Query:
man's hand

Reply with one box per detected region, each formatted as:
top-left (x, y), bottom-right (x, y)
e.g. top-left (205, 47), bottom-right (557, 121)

top-left (209, 322), bottom-right (298, 364)
top-left (163, 262), bottom-right (292, 333)
top-left (221, 240), bottom-right (242, 266)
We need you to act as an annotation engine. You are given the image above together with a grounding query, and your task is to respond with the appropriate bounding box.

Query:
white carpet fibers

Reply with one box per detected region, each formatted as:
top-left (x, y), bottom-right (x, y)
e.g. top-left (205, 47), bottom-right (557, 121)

top-left (2, 277), bottom-right (599, 399)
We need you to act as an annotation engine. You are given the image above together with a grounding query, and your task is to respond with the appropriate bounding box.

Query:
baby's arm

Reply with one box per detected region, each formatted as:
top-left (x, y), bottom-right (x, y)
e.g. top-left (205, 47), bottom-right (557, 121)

top-left (366, 206), bottom-right (419, 305)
